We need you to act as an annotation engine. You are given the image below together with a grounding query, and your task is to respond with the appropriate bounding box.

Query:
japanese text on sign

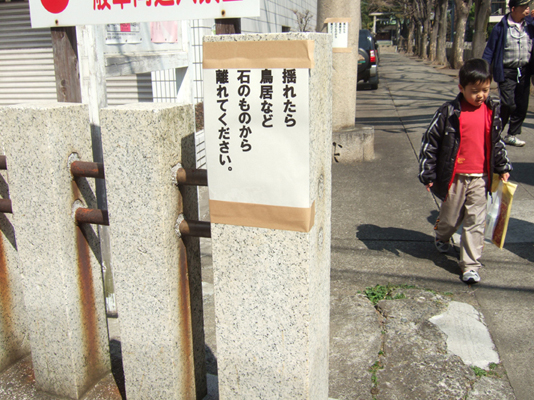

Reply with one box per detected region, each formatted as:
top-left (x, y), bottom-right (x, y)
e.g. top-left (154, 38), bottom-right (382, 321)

top-left (211, 68), bottom-right (303, 171)
top-left (204, 66), bottom-right (310, 209)
top-left (29, 0), bottom-right (260, 28)
top-left (327, 20), bottom-right (350, 49)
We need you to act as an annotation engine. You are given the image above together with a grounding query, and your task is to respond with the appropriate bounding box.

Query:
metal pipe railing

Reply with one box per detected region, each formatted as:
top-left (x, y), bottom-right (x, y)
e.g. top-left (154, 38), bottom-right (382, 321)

top-left (0, 199), bottom-right (12, 214)
top-left (71, 161), bottom-right (105, 179)
top-left (178, 219), bottom-right (211, 238)
top-left (176, 168), bottom-right (207, 186)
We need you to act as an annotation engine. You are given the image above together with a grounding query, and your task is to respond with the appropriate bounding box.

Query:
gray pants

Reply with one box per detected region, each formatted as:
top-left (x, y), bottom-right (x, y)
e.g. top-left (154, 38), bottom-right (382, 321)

top-left (435, 175), bottom-right (488, 273)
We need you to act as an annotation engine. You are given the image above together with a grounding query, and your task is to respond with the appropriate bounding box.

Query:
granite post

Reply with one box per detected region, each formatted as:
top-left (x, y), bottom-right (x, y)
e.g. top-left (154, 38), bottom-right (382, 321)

top-left (316, 0), bottom-right (360, 130)
top-left (0, 159), bottom-right (30, 373)
top-left (100, 103), bottom-right (206, 400)
top-left (203, 33), bottom-right (332, 398)
top-left (0, 102), bottom-right (110, 399)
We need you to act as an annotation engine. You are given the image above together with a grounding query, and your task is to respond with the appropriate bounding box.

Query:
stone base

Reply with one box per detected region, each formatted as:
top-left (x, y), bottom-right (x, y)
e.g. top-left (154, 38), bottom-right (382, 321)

top-left (332, 125), bottom-right (374, 164)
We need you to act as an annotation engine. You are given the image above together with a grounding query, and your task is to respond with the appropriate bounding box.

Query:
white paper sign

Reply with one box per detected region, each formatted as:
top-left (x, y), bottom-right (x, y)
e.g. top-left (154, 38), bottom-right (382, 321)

top-left (105, 23), bottom-right (143, 44)
top-left (204, 67), bottom-right (310, 209)
top-left (328, 21), bottom-right (349, 48)
top-left (29, 0), bottom-right (260, 28)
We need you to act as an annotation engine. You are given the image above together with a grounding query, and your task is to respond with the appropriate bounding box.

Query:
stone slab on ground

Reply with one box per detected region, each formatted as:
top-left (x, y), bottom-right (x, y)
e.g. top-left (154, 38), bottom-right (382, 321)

top-left (430, 301), bottom-right (500, 369)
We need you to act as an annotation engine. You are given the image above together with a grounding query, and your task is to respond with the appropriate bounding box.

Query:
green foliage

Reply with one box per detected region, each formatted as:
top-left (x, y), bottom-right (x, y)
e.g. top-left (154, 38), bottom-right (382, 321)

top-left (472, 366), bottom-right (487, 377)
top-left (369, 361), bottom-right (384, 385)
top-left (472, 364), bottom-right (502, 378)
top-left (364, 284), bottom-right (415, 305)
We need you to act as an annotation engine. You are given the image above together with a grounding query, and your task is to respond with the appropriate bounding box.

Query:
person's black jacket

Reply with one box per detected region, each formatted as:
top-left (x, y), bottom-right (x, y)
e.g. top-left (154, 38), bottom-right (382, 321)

top-left (418, 93), bottom-right (512, 201)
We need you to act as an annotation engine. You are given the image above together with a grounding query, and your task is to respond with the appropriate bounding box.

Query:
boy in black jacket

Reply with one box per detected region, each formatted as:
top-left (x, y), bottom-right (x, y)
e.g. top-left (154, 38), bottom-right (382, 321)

top-left (419, 58), bottom-right (512, 284)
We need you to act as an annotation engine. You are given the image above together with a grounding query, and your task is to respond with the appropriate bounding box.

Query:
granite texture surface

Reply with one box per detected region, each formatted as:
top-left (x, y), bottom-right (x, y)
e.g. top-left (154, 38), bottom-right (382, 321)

top-left (205, 33), bottom-right (332, 399)
top-left (0, 167), bottom-right (30, 373)
top-left (332, 125), bottom-right (375, 164)
top-left (0, 102), bottom-right (110, 399)
top-left (101, 103), bottom-right (206, 400)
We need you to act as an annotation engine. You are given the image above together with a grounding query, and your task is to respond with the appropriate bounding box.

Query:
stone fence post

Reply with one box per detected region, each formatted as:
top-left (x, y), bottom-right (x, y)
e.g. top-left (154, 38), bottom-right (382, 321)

top-left (203, 33), bottom-right (332, 398)
top-left (0, 102), bottom-right (111, 399)
top-left (100, 103), bottom-right (206, 399)
top-left (0, 156), bottom-right (30, 374)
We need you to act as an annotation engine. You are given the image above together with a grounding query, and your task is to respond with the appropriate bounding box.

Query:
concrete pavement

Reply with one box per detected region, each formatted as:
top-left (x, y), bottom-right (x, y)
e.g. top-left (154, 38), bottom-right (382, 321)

top-left (328, 52), bottom-right (534, 399)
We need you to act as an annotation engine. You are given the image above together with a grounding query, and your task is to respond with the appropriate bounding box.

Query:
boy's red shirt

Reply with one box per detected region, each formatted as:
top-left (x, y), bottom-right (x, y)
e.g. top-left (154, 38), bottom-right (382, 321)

top-left (456, 100), bottom-right (492, 175)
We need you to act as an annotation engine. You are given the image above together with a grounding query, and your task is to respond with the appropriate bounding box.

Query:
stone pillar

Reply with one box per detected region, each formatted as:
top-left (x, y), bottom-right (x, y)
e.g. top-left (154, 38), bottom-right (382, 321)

top-left (0, 102), bottom-right (110, 399)
top-left (0, 159), bottom-right (30, 373)
top-left (317, 0), bottom-right (360, 130)
top-left (203, 33), bottom-right (332, 399)
top-left (100, 103), bottom-right (206, 400)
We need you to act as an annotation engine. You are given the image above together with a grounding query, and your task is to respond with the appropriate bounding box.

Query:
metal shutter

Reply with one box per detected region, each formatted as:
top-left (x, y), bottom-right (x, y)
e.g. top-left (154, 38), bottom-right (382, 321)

top-left (0, 2), bottom-right (56, 106)
top-left (0, 2), bottom-right (153, 106)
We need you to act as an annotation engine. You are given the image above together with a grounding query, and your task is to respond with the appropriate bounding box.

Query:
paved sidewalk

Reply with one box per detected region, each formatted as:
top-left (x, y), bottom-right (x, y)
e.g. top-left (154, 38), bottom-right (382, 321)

top-left (327, 52), bottom-right (534, 399)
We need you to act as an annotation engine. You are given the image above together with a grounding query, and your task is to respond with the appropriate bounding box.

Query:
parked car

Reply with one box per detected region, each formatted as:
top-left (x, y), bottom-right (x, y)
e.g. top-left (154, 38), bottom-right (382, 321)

top-left (358, 29), bottom-right (379, 90)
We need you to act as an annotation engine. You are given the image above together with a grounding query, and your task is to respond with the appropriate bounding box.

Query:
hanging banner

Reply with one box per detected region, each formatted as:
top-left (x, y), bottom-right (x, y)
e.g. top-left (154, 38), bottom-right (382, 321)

top-left (29, 0), bottom-right (260, 28)
top-left (203, 40), bottom-right (315, 232)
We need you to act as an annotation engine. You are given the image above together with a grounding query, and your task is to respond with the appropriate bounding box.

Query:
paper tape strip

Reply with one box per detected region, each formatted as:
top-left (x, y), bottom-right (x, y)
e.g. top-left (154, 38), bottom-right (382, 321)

top-left (209, 200), bottom-right (315, 232)
top-left (324, 18), bottom-right (351, 23)
top-left (203, 40), bottom-right (315, 69)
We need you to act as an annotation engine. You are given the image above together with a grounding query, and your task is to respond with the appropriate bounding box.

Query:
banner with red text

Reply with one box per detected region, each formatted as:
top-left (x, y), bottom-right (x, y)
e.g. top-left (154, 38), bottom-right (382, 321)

top-left (29, 0), bottom-right (259, 28)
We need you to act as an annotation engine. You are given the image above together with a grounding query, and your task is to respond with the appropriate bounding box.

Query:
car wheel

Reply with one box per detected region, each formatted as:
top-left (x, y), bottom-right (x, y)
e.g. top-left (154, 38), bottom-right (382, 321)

top-left (370, 75), bottom-right (378, 90)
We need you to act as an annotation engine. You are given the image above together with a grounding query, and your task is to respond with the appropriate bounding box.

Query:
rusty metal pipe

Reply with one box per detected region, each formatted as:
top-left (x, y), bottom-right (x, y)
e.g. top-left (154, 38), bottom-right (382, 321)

top-left (0, 199), bottom-right (12, 214)
top-left (0, 156), bottom-right (6, 170)
top-left (179, 219), bottom-right (211, 238)
top-left (75, 208), bottom-right (109, 226)
top-left (71, 161), bottom-right (105, 179)
top-left (176, 168), bottom-right (207, 186)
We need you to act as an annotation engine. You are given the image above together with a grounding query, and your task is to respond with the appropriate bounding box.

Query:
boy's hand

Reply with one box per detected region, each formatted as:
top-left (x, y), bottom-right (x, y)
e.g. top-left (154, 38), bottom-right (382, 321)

top-left (500, 172), bottom-right (510, 182)
top-left (426, 183), bottom-right (433, 192)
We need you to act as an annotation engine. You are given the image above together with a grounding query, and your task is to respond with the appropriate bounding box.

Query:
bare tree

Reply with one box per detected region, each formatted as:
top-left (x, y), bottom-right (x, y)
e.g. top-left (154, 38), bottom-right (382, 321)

top-left (472, 0), bottom-right (492, 58)
top-left (407, 16), bottom-right (416, 54)
top-left (436, 0), bottom-right (448, 64)
top-left (292, 10), bottom-right (313, 32)
top-left (451, 0), bottom-right (473, 68)
top-left (429, 4), bottom-right (439, 61)
top-left (423, 0), bottom-right (435, 59)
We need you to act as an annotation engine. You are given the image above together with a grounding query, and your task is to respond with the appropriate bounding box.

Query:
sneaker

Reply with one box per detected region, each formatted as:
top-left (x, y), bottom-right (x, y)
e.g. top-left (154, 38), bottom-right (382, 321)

top-left (503, 135), bottom-right (526, 147)
top-left (462, 270), bottom-right (481, 284)
top-left (434, 237), bottom-right (450, 253)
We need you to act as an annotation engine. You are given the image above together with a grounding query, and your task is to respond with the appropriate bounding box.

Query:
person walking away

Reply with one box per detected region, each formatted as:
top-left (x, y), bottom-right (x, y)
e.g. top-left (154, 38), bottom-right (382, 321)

top-left (482, 0), bottom-right (534, 147)
top-left (419, 59), bottom-right (512, 284)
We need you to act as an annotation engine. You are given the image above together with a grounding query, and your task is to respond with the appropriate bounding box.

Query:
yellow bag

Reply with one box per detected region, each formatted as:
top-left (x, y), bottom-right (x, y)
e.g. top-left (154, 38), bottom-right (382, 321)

top-left (485, 174), bottom-right (517, 249)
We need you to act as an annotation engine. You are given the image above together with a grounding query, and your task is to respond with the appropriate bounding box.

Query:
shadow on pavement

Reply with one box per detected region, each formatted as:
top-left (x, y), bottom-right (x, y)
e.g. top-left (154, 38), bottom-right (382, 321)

top-left (355, 223), bottom-right (462, 276)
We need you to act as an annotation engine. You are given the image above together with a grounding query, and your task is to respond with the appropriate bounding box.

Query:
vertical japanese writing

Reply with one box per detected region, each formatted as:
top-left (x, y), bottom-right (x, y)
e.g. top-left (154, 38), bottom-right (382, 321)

top-left (216, 69), bottom-right (232, 170)
top-left (283, 69), bottom-right (297, 127)
top-left (237, 70), bottom-right (252, 152)
top-left (260, 69), bottom-right (274, 128)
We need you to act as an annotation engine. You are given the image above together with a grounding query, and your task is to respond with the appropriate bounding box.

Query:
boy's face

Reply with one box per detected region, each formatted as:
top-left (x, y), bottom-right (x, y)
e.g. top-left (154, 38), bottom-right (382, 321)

top-left (459, 79), bottom-right (491, 107)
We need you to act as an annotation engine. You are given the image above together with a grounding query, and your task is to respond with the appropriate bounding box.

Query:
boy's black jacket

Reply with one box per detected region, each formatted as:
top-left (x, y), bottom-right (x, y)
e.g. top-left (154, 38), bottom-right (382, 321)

top-left (418, 93), bottom-right (512, 201)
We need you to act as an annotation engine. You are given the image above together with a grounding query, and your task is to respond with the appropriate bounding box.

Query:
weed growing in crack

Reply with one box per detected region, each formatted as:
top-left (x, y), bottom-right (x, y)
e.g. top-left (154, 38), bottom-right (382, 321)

top-left (369, 360), bottom-right (384, 396)
top-left (364, 284), bottom-right (415, 305)
top-left (471, 363), bottom-right (502, 379)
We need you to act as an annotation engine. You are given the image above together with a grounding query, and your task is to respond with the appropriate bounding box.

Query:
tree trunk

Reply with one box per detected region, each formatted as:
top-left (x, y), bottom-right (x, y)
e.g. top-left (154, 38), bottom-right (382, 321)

top-left (408, 18), bottom-right (415, 55)
top-left (429, 7), bottom-right (440, 61)
top-left (415, 20), bottom-right (423, 57)
top-left (436, 0), bottom-right (448, 64)
top-left (423, 0), bottom-right (435, 60)
top-left (452, 0), bottom-right (473, 69)
top-left (472, 0), bottom-right (491, 58)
